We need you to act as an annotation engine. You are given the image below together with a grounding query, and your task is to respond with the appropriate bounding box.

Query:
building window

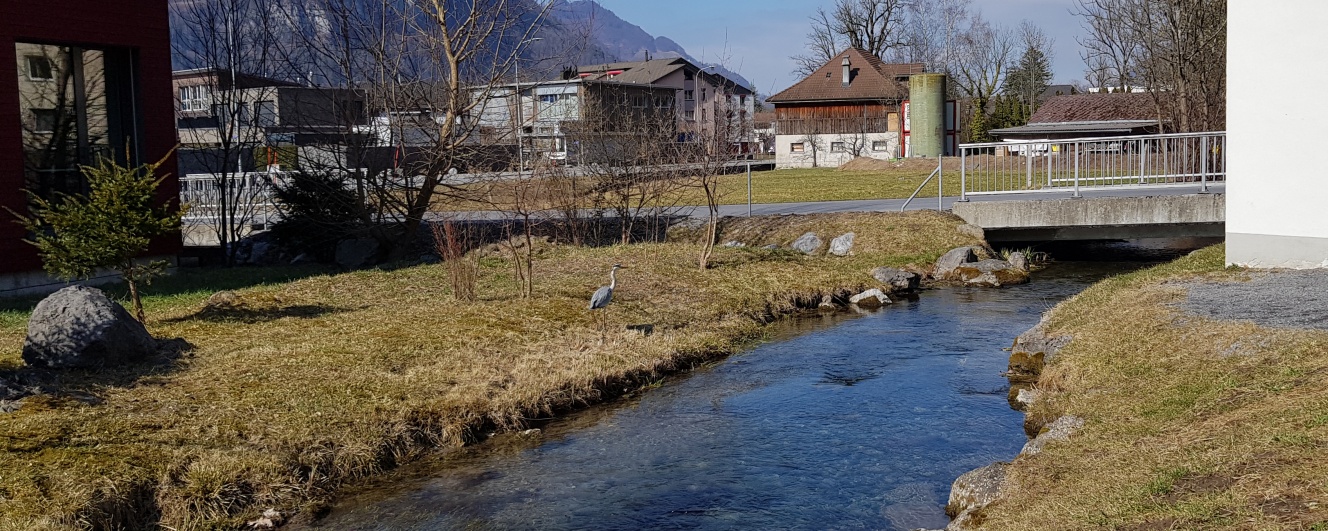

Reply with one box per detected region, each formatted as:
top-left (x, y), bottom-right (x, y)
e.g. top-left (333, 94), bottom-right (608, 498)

top-left (739, 94), bottom-right (747, 105)
top-left (872, 140), bottom-right (889, 151)
top-left (701, 108), bottom-right (707, 121)
top-left (539, 94), bottom-right (557, 104)
top-left (684, 110), bottom-right (695, 120)
top-left (701, 88), bottom-right (707, 101)
top-left (25, 56), bottom-right (54, 81)
top-left (790, 142), bottom-right (805, 153)
top-left (830, 142), bottom-right (845, 153)
top-left (888, 112), bottom-right (899, 132)
top-left (684, 90), bottom-right (694, 101)
top-left (30, 108), bottom-right (58, 133)
top-left (180, 85), bottom-right (212, 111)
top-left (685, 70), bottom-right (695, 81)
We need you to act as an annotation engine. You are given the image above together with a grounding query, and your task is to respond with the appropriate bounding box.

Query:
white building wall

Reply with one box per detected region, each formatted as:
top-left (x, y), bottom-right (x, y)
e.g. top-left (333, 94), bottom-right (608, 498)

top-left (1226, 3), bottom-right (1328, 268)
top-left (775, 132), bottom-right (900, 168)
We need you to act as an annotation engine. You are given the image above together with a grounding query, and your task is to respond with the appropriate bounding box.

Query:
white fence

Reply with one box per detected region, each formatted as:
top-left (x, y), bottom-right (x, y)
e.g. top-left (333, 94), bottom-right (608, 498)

top-left (959, 131), bottom-right (1226, 199)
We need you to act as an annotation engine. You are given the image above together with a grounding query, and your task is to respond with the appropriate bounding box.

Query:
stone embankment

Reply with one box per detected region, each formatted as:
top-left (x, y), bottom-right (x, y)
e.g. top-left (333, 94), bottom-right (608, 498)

top-left (933, 317), bottom-right (1084, 530)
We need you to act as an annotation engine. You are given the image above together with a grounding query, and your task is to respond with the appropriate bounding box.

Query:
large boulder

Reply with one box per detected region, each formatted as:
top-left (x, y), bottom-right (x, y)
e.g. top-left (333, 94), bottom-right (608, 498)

top-left (1021, 415), bottom-right (1086, 457)
top-left (952, 259), bottom-right (1030, 287)
top-left (829, 232), bottom-right (856, 256)
top-left (22, 286), bottom-right (159, 369)
top-left (933, 246), bottom-right (981, 279)
top-left (946, 462), bottom-right (1008, 528)
top-left (335, 238), bottom-right (380, 269)
top-left (1007, 323), bottom-right (1073, 381)
top-left (872, 266), bottom-right (921, 291)
top-left (791, 232), bottom-right (823, 254)
top-left (1007, 251), bottom-right (1029, 272)
top-left (849, 288), bottom-right (891, 308)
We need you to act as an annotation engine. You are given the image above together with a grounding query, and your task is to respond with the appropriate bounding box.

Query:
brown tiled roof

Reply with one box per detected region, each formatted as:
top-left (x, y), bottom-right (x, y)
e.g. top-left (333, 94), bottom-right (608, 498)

top-left (577, 58), bottom-right (688, 85)
top-left (1029, 93), bottom-right (1158, 123)
top-left (766, 47), bottom-right (923, 104)
top-left (752, 111), bottom-right (775, 127)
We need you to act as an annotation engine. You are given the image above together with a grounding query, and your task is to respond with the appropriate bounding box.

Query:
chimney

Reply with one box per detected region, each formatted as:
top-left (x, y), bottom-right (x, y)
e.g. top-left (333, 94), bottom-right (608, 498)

top-left (841, 56), bottom-right (851, 87)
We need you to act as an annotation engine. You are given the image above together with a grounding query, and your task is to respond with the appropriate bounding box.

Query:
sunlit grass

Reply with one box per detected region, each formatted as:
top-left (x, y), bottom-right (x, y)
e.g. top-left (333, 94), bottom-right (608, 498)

top-left (0, 210), bottom-right (975, 529)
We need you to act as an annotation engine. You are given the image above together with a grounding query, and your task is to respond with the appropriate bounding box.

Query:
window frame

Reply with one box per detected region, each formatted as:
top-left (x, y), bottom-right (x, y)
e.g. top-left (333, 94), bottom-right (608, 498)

top-left (25, 55), bottom-right (53, 81)
top-left (790, 142), bottom-right (805, 153)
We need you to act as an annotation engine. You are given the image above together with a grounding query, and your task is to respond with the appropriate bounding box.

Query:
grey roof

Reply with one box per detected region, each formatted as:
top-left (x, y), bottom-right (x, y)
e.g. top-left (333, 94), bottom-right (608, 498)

top-left (989, 120), bottom-right (1159, 136)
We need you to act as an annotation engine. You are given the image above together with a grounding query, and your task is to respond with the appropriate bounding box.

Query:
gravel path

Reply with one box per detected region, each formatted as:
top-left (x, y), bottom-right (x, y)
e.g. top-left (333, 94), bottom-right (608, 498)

top-left (1184, 269), bottom-right (1328, 330)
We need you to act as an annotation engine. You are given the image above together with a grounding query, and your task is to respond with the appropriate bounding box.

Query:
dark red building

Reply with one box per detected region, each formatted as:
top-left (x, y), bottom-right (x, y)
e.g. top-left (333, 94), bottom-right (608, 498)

top-left (0, 0), bottom-right (177, 294)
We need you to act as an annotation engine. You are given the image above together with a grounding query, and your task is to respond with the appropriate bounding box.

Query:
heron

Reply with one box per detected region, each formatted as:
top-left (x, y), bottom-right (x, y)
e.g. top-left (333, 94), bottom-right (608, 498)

top-left (589, 263), bottom-right (626, 310)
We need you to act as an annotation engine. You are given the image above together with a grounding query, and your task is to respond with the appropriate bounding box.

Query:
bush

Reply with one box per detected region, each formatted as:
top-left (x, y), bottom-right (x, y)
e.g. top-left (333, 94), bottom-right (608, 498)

top-left (269, 172), bottom-right (363, 262)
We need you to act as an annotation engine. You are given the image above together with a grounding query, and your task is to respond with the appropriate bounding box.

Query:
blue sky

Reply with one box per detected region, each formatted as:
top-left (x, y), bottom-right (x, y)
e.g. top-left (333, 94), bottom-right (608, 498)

top-left (594, 0), bottom-right (1087, 95)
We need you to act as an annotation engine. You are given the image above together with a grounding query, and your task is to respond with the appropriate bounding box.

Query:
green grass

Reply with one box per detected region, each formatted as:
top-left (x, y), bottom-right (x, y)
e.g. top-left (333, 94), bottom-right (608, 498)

top-left (0, 211), bottom-right (976, 530)
top-left (703, 165), bottom-right (965, 205)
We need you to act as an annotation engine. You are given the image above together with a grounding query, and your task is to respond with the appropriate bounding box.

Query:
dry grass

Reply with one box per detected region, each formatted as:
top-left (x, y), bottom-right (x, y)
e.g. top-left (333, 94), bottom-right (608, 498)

top-left (0, 211), bottom-right (975, 530)
top-left (439, 159), bottom-right (963, 212)
top-left (978, 245), bottom-right (1328, 530)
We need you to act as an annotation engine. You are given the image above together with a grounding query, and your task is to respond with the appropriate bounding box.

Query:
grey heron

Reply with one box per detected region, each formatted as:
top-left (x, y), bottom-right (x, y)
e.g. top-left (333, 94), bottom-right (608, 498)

top-left (589, 264), bottom-right (625, 310)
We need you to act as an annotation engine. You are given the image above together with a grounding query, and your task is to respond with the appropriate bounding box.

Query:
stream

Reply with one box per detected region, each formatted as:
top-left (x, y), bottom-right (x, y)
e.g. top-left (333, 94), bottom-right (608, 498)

top-left (305, 262), bottom-right (1129, 530)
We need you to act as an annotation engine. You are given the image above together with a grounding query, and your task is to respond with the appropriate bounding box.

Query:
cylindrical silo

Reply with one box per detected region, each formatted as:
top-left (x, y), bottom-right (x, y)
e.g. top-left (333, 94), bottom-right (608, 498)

top-left (908, 73), bottom-right (946, 157)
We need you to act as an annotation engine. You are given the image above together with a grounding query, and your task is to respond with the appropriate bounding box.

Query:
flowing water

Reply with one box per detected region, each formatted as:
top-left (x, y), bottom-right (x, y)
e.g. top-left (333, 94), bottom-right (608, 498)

top-left (306, 263), bottom-right (1127, 531)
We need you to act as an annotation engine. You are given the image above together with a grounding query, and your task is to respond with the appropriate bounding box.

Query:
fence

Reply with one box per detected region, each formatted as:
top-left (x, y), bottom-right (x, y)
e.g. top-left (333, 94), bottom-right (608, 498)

top-left (179, 172), bottom-right (283, 223)
top-left (959, 131), bottom-right (1226, 200)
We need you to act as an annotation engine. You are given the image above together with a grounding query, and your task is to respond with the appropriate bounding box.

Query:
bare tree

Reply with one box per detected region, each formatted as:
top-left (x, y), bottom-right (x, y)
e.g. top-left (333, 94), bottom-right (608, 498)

top-left (790, 0), bottom-right (910, 76)
top-left (1073, 0), bottom-right (1226, 132)
top-left (171, 0), bottom-right (286, 264)
top-left (949, 17), bottom-right (1015, 141)
top-left (278, 0), bottom-right (555, 260)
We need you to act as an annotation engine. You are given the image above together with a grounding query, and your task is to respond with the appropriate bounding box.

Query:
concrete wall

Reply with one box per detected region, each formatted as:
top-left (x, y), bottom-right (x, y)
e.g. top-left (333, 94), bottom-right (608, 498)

top-left (1226, 3), bottom-right (1328, 268)
top-left (775, 132), bottom-right (900, 168)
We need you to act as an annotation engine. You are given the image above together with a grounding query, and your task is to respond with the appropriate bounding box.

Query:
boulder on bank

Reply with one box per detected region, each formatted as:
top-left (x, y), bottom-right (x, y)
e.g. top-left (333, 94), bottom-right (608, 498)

top-left (1007, 323), bottom-right (1072, 380)
top-left (22, 286), bottom-right (159, 369)
top-left (872, 266), bottom-right (921, 291)
top-left (791, 232), bottom-right (823, 254)
top-left (933, 246), bottom-right (981, 279)
top-left (946, 462), bottom-right (1008, 528)
top-left (829, 232), bottom-right (855, 256)
top-left (849, 288), bottom-right (891, 308)
top-left (1020, 415), bottom-right (1085, 457)
top-left (953, 259), bottom-right (1030, 288)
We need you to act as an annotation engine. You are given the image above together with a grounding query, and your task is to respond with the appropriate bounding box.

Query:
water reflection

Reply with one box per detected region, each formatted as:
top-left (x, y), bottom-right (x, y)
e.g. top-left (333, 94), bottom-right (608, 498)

top-left (307, 263), bottom-right (1124, 531)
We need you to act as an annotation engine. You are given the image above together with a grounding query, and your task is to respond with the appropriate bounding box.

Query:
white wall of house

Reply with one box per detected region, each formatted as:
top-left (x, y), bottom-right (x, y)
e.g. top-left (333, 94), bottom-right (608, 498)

top-left (1226, 3), bottom-right (1328, 268)
top-left (775, 132), bottom-right (900, 168)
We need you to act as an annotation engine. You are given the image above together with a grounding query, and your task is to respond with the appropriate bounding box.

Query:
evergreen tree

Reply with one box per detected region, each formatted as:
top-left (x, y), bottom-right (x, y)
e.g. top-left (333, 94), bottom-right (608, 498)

top-left (1002, 47), bottom-right (1053, 111)
top-left (12, 156), bottom-right (184, 323)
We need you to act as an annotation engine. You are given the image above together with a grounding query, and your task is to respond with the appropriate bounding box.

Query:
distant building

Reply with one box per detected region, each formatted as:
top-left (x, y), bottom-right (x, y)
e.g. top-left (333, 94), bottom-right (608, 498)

top-left (988, 92), bottom-right (1161, 143)
top-left (765, 47), bottom-right (923, 168)
top-left (2, 0), bottom-right (178, 295)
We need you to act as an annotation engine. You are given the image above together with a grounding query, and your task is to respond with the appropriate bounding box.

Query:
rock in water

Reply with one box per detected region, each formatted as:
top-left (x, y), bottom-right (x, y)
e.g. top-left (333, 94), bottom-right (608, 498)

top-left (946, 462), bottom-right (1008, 528)
top-left (952, 259), bottom-right (1030, 287)
top-left (791, 232), bottom-right (823, 254)
top-left (849, 288), bottom-right (891, 308)
top-left (871, 266), bottom-right (921, 291)
top-left (933, 246), bottom-right (980, 279)
top-left (1007, 251), bottom-right (1029, 271)
top-left (22, 286), bottom-right (158, 368)
top-left (829, 232), bottom-right (856, 256)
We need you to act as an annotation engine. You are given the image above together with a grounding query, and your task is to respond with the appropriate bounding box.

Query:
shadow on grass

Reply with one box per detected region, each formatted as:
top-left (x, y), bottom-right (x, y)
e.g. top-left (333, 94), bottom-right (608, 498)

top-left (1, 337), bottom-right (193, 410)
top-left (164, 303), bottom-right (348, 324)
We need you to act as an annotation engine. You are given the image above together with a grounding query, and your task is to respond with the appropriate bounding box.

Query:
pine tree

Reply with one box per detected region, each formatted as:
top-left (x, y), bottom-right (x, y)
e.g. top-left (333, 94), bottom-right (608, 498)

top-left (1002, 47), bottom-right (1053, 111)
top-left (12, 156), bottom-right (185, 322)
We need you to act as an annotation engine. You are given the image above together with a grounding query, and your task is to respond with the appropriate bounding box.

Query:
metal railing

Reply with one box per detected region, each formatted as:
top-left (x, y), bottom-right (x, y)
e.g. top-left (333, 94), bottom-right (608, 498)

top-left (959, 131), bottom-right (1225, 200)
top-left (179, 172), bottom-right (283, 222)
top-left (900, 157), bottom-right (943, 211)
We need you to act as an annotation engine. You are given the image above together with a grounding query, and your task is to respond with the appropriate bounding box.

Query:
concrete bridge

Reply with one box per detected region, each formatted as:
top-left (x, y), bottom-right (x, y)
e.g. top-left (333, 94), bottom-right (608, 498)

top-left (950, 188), bottom-right (1225, 243)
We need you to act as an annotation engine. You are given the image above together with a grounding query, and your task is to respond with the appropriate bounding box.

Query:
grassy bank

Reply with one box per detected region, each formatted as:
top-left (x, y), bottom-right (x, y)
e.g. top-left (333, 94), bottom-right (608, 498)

top-left (979, 245), bottom-right (1328, 529)
top-left (0, 211), bottom-right (974, 530)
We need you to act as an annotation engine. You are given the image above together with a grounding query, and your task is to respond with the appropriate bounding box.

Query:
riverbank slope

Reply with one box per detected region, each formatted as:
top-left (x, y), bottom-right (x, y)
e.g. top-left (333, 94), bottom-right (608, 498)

top-left (0, 211), bottom-right (976, 530)
top-left (975, 245), bottom-right (1328, 529)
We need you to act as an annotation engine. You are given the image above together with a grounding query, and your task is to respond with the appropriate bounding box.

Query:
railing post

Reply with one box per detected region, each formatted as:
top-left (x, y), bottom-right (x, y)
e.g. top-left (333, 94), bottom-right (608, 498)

top-left (938, 156), bottom-right (943, 211)
top-left (1139, 138), bottom-right (1146, 184)
top-left (959, 147), bottom-right (967, 202)
top-left (1199, 135), bottom-right (1209, 193)
top-left (1025, 148), bottom-right (1033, 189)
top-left (1073, 141), bottom-right (1081, 198)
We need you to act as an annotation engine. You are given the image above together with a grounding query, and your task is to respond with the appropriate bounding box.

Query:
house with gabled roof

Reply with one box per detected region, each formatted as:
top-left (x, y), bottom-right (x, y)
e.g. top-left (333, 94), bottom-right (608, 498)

top-left (766, 47), bottom-right (923, 168)
top-left (989, 92), bottom-right (1162, 142)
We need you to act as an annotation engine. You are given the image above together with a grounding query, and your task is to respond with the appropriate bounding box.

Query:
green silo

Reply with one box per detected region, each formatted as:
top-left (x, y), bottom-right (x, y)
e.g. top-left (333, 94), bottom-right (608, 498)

top-left (909, 73), bottom-right (946, 157)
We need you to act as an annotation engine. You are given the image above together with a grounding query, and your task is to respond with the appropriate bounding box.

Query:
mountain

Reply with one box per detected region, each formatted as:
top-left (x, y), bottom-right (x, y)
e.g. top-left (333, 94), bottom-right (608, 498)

top-left (546, 0), bottom-right (752, 89)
